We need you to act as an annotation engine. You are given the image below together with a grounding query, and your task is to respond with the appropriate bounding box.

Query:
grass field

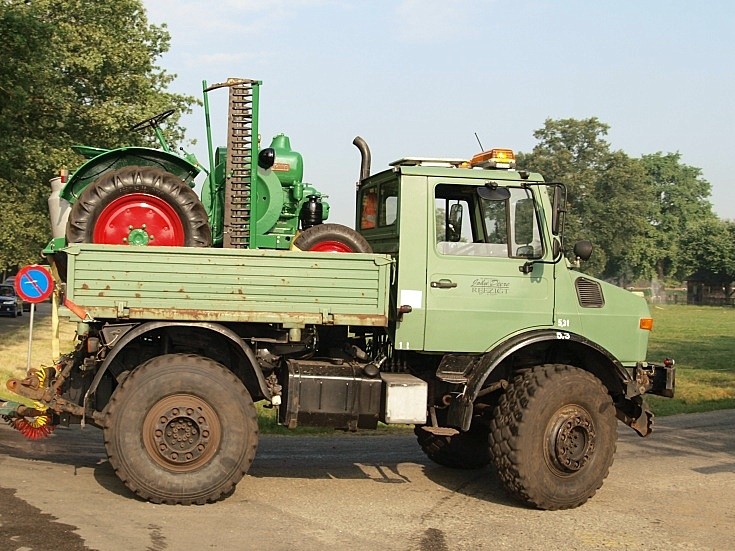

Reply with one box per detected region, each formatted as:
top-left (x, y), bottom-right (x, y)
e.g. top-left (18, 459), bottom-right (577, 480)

top-left (646, 304), bottom-right (735, 415)
top-left (1, 304), bottom-right (734, 420)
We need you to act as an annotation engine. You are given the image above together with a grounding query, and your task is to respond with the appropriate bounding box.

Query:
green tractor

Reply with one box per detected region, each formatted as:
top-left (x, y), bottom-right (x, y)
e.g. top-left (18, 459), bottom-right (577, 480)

top-left (56, 78), bottom-right (370, 253)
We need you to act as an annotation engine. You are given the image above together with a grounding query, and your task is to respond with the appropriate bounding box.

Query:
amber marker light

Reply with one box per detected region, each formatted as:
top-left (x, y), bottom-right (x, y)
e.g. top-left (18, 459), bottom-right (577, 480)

top-left (640, 318), bottom-right (654, 331)
top-left (470, 148), bottom-right (516, 169)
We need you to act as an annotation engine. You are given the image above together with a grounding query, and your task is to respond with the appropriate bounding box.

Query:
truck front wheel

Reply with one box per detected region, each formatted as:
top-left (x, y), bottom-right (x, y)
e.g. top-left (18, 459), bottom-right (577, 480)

top-left (103, 354), bottom-right (258, 505)
top-left (66, 166), bottom-right (211, 247)
top-left (488, 364), bottom-right (617, 510)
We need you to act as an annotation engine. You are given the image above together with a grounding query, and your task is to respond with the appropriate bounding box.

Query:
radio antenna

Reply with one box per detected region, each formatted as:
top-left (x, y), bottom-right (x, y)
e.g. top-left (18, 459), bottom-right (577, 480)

top-left (474, 132), bottom-right (484, 151)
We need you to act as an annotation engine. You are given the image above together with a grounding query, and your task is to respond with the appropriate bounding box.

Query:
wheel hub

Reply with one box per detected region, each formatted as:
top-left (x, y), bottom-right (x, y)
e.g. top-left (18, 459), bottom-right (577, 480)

top-left (93, 193), bottom-right (185, 246)
top-left (127, 227), bottom-right (151, 246)
top-left (546, 405), bottom-right (596, 474)
top-left (143, 395), bottom-right (220, 472)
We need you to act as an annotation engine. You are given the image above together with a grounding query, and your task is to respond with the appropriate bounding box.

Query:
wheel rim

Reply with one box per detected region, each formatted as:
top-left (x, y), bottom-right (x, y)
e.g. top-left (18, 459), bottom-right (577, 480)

top-left (143, 394), bottom-right (222, 473)
top-left (308, 240), bottom-right (354, 253)
top-left (544, 405), bottom-right (596, 475)
top-left (93, 193), bottom-right (185, 246)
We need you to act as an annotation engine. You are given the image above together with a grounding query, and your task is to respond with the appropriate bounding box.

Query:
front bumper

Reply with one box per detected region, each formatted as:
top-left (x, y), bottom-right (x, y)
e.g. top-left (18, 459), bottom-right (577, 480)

top-left (0, 302), bottom-right (17, 315)
top-left (632, 360), bottom-right (676, 399)
top-left (617, 359), bottom-right (675, 437)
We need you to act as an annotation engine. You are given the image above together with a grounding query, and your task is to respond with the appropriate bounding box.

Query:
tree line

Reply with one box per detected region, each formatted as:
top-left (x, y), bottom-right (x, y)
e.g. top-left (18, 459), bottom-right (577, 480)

top-left (1, 1), bottom-right (732, 299)
top-left (517, 118), bottom-right (734, 298)
top-left (0, 0), bottom-right (196, 275)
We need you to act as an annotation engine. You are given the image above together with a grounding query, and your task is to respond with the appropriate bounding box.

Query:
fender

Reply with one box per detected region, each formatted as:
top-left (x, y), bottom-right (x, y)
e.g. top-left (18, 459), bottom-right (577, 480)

top-left (447, 328), bottom-right (632, 430)
top-left (62, 147), bottom-right (200, 203)
top-left (83, 321), bottom-right (270, 409)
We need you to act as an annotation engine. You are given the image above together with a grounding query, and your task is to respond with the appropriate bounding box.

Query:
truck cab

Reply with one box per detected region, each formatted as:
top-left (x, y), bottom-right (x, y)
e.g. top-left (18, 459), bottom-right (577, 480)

top-left (359, 151), bottom-right (556, 353)
top-left (355, 148), bottom-right (667, 433)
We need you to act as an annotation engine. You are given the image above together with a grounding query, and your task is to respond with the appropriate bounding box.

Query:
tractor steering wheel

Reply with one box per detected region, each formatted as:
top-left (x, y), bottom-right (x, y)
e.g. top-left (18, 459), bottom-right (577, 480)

top-left (130, 109), bottom-right (175, 132)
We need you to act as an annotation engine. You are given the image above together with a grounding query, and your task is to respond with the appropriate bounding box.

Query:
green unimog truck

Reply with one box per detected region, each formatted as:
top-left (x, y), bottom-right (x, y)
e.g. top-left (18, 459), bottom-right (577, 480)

top-left (2, 78), bottom-right (674, 511)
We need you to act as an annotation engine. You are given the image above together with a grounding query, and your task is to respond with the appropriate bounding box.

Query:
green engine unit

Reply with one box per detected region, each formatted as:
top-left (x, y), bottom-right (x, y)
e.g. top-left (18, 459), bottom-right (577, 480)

top-left (200, 79), bottom-right (330, 249)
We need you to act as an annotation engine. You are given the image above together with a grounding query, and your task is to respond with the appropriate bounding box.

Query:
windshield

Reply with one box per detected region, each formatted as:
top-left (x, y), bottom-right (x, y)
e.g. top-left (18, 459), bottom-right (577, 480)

top-left (0, 286), bottom-right (15, 297)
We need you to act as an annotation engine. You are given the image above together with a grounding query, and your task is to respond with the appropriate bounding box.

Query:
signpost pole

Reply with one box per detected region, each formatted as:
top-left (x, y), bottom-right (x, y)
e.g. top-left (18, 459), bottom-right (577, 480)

top-left (14, 265), bottom-right (54, 374)
top-left (26, 303), bottom-right (35, 371)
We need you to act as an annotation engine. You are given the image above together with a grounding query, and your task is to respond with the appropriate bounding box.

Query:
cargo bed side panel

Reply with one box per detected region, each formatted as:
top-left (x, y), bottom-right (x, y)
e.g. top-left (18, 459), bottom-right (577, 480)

top-left (61, 245), bottom-right (391, 326)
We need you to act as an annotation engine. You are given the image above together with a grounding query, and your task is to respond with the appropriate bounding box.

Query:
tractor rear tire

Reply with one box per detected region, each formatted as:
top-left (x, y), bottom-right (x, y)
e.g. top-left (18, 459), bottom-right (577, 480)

top-left (488, 364), bottom-right (617, 510)
top-left (103, 354), bottom-right (258, 505)
top-left (293, 223), bottom-right (372, 253)
top-left (66, 166), bottom-right (211, 247)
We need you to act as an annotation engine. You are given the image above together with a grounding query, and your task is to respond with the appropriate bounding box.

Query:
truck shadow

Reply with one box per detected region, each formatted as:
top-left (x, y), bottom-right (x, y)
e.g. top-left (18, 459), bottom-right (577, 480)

top-left (243, 433), bottom-right (517, 508)
top-left (0, 425), bottom-right (516, 505)
top-left (4, 411), bottom-right (732, 506)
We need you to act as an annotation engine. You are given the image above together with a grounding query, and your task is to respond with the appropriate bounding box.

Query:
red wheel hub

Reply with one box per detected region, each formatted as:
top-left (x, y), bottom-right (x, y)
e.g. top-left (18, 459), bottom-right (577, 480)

top-left (308, 240), bottom-right (354, 253)
top-left (94, 193), bottom-right (185, 246)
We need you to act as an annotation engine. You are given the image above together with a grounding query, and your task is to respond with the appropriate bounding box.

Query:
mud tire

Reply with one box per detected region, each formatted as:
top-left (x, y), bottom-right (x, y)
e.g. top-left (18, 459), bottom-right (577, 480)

top-left (293, 223), bottom-right (372, 253)
top-left (103, 354), bottom-right (258, 505)
top-left (488, 364), bottom-right (617, 510)
top-left (66, 166), bottom-right (211, 246)
top-left (415, 418), bottom-right (490, 469)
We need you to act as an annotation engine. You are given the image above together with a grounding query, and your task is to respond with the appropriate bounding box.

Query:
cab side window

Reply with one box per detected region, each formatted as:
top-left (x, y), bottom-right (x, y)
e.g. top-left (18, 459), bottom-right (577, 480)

top-left (435, 183), bottom-right (543, 258)
top-left (360, 182), bottom-right (398, 230)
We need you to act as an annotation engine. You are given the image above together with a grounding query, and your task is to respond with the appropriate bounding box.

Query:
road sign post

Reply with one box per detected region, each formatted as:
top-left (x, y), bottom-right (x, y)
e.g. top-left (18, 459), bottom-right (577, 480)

top-left (14, 265), bottom-right (54, 371)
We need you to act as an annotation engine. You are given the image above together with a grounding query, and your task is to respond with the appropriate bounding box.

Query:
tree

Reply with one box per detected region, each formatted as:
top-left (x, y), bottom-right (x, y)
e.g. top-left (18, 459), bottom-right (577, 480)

top-left (0, 181), bottom-right (51, 272)
top-left (517, 118), bottom-right (654, 283)
top-left (639, 152), bottom-right (717, 282)
top-left (679, 218), bottom-right (735, 300)
top-left (0, 0), bottom-right (197, 272)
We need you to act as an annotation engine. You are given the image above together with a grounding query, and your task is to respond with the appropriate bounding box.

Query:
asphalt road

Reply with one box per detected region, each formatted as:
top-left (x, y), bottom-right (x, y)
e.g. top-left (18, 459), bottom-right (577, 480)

top-left (1, 409), bottom-right (734, 551)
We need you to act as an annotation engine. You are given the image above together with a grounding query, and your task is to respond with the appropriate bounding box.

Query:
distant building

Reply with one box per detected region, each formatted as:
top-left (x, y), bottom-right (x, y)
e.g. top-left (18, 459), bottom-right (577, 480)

top-left (686, 269), bottom-right (733, 306)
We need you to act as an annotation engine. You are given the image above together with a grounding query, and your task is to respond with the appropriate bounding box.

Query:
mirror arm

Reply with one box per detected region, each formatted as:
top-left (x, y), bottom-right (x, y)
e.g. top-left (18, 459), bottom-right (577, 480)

top-left (518, 244), bottom-right (564, 274)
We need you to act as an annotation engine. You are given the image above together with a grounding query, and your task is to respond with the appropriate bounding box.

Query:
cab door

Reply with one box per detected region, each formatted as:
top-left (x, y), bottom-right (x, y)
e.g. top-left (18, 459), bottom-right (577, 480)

top-left (423, 181), bottom-right (554, 352)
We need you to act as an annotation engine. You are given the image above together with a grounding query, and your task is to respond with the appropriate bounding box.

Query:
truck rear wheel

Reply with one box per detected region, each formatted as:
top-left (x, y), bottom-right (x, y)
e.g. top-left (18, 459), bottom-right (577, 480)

top-left (488, 364), bottom-right (617, 510)
top-left (293, 223), bottom-right (372, 253)
top-left (66, 166), bottom-right (211, 247)
top-left (103, 354), bottom-right (258, 505)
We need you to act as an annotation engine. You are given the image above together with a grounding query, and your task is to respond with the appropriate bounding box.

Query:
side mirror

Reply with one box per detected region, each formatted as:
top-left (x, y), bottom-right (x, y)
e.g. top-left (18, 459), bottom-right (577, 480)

top-left (551, 185), bottom-right (565, 236)
top-left (447, 203), bottom-right (463, 242)
top-left (477, 183), bottom-right (511, 202)
top-left (552, 238), bottom-right (561, 259)
top-left (516, 245), bottom-right (535, 258)
top-left (573, 240), bottom-right (593, 262)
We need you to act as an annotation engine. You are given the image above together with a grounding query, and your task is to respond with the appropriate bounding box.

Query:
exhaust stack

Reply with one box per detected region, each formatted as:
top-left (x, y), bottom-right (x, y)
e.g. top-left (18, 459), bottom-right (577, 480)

top-left (352, 136), bottom-right (371, 187)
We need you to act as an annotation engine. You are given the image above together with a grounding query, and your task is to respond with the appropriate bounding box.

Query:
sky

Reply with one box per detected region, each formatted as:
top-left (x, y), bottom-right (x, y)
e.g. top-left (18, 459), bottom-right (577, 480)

top-left (143, 0), bottom-right (734, 226)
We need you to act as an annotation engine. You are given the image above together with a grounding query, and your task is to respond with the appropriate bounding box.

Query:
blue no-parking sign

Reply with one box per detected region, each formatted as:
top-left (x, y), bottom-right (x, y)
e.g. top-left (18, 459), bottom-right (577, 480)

top-left (14, 265), bottom-right (54, 303)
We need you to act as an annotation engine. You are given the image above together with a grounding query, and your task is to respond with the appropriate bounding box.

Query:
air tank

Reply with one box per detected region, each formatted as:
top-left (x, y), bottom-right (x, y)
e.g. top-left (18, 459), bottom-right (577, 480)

top-left (48, 174), bottom-right (71, 239)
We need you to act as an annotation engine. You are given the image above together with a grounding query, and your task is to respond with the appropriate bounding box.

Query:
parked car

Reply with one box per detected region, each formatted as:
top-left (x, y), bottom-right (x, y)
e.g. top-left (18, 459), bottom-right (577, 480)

top-left (0, 284), bottom-right (22, 317)
top-left (2, 276), bottom-right (31, 311)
